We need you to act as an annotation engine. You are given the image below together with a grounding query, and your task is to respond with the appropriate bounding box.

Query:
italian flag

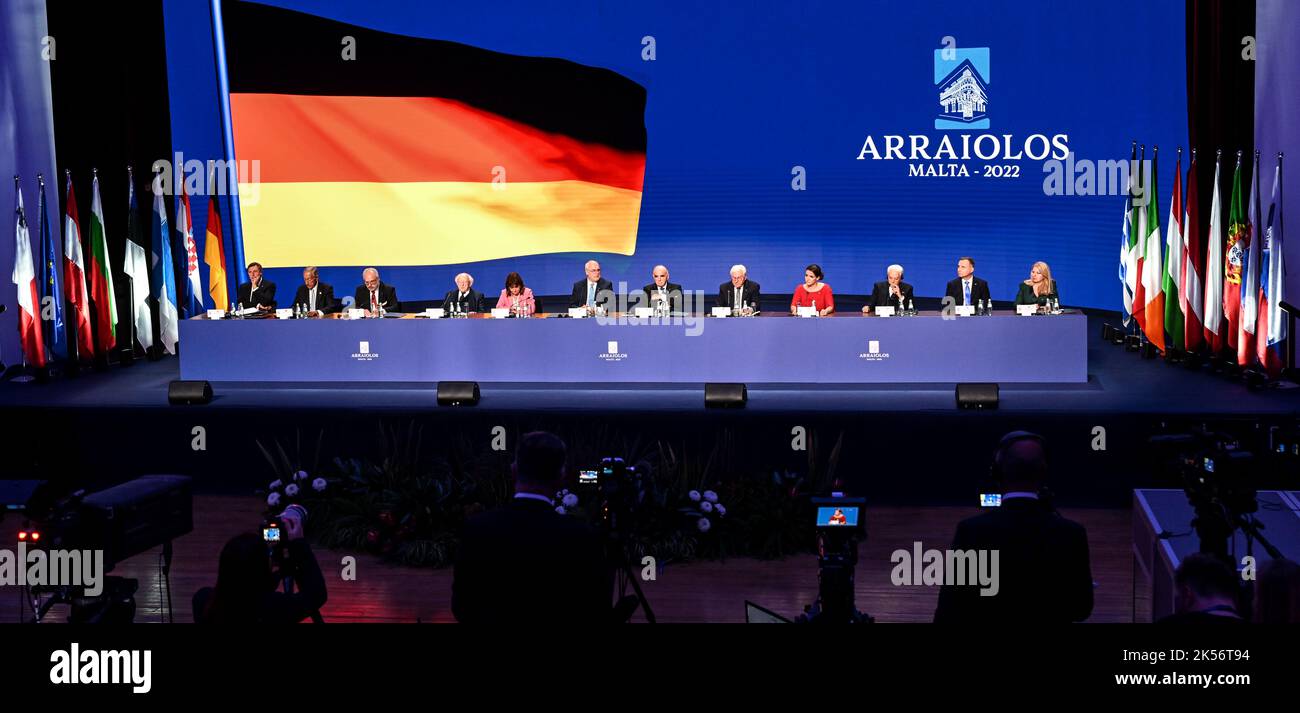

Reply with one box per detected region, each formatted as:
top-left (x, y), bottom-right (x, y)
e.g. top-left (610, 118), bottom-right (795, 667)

top-left (88, 172), bottom-right (117, 352)
top-left (1162, 153), bottom-right (1185, 349)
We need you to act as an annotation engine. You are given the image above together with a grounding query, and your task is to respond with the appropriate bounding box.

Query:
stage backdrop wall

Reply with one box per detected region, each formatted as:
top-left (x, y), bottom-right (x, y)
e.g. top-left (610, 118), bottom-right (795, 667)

top-left (1255, 0), bottom-right (1299, 306)
top-left (164, 0), bottom-right (1186, 310)
top-left (0, 0), bottom-right (58, 369)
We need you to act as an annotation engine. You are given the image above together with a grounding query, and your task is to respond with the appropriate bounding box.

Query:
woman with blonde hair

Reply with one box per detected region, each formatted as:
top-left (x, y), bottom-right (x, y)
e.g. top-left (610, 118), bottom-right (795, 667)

top-left (1015, 261), bottom-right (1059, 308)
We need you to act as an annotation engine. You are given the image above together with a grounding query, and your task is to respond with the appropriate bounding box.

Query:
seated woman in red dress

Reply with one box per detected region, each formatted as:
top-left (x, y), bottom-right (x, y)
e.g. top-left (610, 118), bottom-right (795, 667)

top-left (828, 508), bottom-right (848, 525)
top-left (790, 263), bottom-right (835, 316)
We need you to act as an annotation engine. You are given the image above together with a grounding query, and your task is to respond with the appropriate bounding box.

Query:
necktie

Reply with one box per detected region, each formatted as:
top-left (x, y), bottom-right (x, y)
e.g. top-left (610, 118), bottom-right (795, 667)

top-left (963, 280), bottom-right (971, 305)
top-left (587, 282), bottom-right (595, 307)
top-left (735, 287), bottom-right (742, 308)
top-left (371, 289), bottom-right (377, 309)
top-left (309, 287), bottom-right (316, 312)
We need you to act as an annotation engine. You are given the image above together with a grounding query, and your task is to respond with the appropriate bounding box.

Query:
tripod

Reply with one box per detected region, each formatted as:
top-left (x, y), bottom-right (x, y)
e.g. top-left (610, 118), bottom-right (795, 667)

top-left (606, 533), bottom-right (655, 624)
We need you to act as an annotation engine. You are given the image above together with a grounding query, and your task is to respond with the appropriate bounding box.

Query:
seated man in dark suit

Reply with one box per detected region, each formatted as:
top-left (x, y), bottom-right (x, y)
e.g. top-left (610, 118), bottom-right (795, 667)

top-left (569, 259), bottom-right (615, 311)
top-left (353, 267), bottom-right (400, 316)
top-left (236, 262), bottom-right (276, 312)
top-left (442, 272), bottom-right (487, 313)
top-left (291, 266), bottom-right (340, 317)
top-left (934, 431), bottom-right (1094, 623)
top-left (452, 431), bottom-right (610, 623)
top-left (717, 264), bottom-right (761, 314)
top-left (863, 264), bottom-right (913, 314)
top-left (1156, 553), bottom-right (1246, 624)
top-left (943, 256), bottom-right (991, 308)
top-left (641, 264), bottom-right (684, 313)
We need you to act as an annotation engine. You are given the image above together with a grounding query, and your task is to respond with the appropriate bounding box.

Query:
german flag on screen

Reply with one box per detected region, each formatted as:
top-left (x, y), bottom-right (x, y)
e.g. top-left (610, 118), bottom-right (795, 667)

top-left (223, 1), bottom-right (647, 267)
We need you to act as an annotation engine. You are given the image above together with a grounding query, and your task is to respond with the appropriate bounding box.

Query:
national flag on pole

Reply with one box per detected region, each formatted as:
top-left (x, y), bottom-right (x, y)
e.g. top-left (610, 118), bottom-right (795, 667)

top-left (87, 171), bottom-right (118, 353)
top-left (1204, 154), bottom-right (1226, 354)
top-left (37, 175), bottom-right (66, 361)
top-left (1181, 152), bottom-right (1204, 352)
top-left (1224, 155), bottom-right (1245, 351)
top-left (151, 180), bottom-right (178, 354)
top-left (1238, 156), bottom-right (1261, 366)
top-left (1134, 147), bottom-right (1151, 332)
top-left (122, 172), bottom-right (154, 351)
top-left (1258, 159), bottom-right (1286, 376)
top-left (177, 191), bottom-right (203, 316)
top-left (1137, 149), bottom-right (1165, 350)
top-left (205, 191), bottom-right (229, 310)
top-left (63, 172), bottom-right (94, 361)
top-left (12, 182), bottom-right (47, 368)
top-left (1120, 143), bottom-right (1137, 325)
top-left (1162, 153), bottom-right (1185, 350)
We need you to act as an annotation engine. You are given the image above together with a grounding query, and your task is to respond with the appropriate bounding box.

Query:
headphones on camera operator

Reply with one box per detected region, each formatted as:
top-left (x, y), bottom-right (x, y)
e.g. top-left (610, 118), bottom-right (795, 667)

top-left (989, 430), bottom-right (1057, 513)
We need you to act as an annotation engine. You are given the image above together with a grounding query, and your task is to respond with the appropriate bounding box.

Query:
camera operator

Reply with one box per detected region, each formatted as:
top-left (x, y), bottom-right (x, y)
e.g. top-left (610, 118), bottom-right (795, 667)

top-left (1157, 553), bottom-right (1246, 625)
top-left (934, 431), bottom-right (1094, 623)
top-left (193, 509), bottom-right (327, 624)
top-left (452, 431), bottom-right (611, 623)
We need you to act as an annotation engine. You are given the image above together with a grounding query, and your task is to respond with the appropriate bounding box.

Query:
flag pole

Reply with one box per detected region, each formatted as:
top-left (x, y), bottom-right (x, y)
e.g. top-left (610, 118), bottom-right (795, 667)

top-left (1280, 152), bottom-right (1295, 379)
top-left (125, 165), bottom-right (138, 366)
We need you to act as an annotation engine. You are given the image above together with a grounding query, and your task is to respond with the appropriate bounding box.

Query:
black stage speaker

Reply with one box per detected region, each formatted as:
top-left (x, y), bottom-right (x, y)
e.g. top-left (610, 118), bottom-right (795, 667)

top-left (1140, 342), bottom-right (1160, 359)
top-left (437, 381), bottom-right (480, 406)
top-left (956, 383), bottom-right (999, 410)
top-left (168, 380), bottom-right (212, 405)
top-left (705, 383), bottom-right (747, 408)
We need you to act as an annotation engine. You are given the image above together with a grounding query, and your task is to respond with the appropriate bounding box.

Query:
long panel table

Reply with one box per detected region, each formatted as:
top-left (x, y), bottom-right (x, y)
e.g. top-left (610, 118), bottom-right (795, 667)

top-left (178, 311), bottom-right (1088, 384)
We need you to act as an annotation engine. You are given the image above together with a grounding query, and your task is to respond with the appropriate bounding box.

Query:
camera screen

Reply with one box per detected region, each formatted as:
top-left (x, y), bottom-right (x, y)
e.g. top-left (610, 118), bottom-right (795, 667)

top-left (815, 506), bottom-right (859, 527)
top-left (1203, 457), bottom-right (1215, 473)
top-left (578, 470), bottom-right (598, 485)
top-left (979, 493), bottom-right (1002, 507)
top-left (263, 525), bottom-right (281, 542)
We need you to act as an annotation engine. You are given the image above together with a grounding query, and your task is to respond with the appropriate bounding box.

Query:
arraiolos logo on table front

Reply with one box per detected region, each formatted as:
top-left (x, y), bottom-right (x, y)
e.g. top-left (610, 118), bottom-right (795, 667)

top-left (351, 340), bottom-right (379, 362)
top-left (859, 339), bottom-right (891, 362)
top-left (600, 340), bottom-right (627, 362)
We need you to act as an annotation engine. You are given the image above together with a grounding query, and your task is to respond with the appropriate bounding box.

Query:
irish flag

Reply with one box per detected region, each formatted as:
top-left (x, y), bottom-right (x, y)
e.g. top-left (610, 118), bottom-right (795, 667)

top-left (222, 2), bottom-right (647, 269)
top-left (88, 171), bottom-right (117, 353)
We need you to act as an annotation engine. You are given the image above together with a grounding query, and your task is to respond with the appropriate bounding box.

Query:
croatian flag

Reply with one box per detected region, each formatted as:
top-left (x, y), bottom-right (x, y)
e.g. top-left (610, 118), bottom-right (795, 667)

top-left (1257, 162), bottom-right (1286, 376)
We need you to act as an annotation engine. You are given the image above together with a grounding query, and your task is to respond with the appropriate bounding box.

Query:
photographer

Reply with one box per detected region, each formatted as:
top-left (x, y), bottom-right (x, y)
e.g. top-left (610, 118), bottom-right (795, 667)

top-left (452, 431), bottom-right (611, 623)
top-left (193, 509), bottom-right (327, 624)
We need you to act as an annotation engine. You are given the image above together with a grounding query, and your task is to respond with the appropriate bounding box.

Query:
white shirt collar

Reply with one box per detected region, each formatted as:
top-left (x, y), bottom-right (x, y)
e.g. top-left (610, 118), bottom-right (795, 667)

top-left (514, 492), bottom-right (554, 506)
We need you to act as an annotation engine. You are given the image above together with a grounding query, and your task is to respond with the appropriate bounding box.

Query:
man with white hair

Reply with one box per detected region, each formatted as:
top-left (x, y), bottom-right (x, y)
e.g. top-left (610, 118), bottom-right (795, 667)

top-left (443, 272), bottom-right (486, 313)
top-left (718, 264), bottom-right (761, 314)
top-left (353, 267), bottom-right (400, 316)
top-left (568, 259), bottom-right (614, 311)
top-left (863, 264), bottom-right (913, 314)
top-left (641, 264), bottom-right (684, 313)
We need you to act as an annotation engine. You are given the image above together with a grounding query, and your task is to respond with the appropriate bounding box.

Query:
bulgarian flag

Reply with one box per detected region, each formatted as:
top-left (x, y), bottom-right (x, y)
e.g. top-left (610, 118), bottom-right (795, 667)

top-left (223, 2), bottom-right (646, 269)
top-left (87, 171), bottom-right (118, 353)
top-left (1204, 154), bottom-right (1226, 354)
top-left (63, 172), bottom-right (94, 361)
top-left (12, 183), bottom-right (46, 368)
top-left (1138, 149), bottom-right (1165, 350)
top-left (1224, 155), bottom-right (1245, 351)
top-left (1181, 152), bottom-right (1204, 352)
top-left (1162, 152), bottom-right (1184, 350)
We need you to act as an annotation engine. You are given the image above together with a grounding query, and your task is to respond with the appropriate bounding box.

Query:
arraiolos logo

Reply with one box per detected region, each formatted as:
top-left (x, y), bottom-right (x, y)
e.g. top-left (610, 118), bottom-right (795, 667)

top-left (351, 340), bottom-right (379, 362)
top-left (600, 340), bottom-right (627, 362)
top-left (858, 339), bottom-right (890, 362)
top-left (856, 44), bottom-right (1070, 178)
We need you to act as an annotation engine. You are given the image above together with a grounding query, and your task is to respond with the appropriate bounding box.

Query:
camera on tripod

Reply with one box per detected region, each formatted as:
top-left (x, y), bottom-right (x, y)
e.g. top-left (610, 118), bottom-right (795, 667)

top-left (592, 457), bottom-right (645, 535)
top-left (1149, 429), bottom-right (1259, 558)
top-left (798, 494), bottom-right (872, 624)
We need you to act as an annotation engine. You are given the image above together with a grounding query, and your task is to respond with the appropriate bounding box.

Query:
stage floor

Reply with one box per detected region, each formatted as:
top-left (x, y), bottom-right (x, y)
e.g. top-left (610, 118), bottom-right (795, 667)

top-left (4, 315), bottom-right (1296, 416)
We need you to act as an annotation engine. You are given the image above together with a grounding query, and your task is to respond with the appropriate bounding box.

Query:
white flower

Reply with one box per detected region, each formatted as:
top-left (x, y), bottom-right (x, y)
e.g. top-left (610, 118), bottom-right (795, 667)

top-left (269, 480), bottom-right (283, 491)
top-left (285, 483), bottom-right (300, 497)
top-left (562, 493), bottom-right (579, 508)
top-left (294, 470), bottom-right (308, 481)
top-left (267, 492), bottom-right (281, 507)
top-left (555, 506), bottom-right (567, 515)
top-left (696, 517), bottom-right (711, 532)
top-left (560, 488), bottom-right (570, 496)
top-left (700, 501), bottom-right (714, 513)
top-left (688, 490), bottom-right (702, 502)
top-left (703, 490), bottom-right (718, 503)
top-left (715, 504), bottom-right (727, 516)
top-left (312, 477), bottom-right (327, 492)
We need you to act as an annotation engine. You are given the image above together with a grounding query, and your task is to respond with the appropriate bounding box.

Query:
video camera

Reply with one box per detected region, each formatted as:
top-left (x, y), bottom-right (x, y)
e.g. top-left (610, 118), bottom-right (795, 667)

top-left (1149, 429), bottom-right (1259, 558)
top-left (799, 494), bottom-right (872, 624)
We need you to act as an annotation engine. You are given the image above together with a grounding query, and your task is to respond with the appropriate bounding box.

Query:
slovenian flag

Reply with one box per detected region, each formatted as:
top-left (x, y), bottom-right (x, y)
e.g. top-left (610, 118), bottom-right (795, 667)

top-left (1257, 160), bottom-right (1286, 376)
